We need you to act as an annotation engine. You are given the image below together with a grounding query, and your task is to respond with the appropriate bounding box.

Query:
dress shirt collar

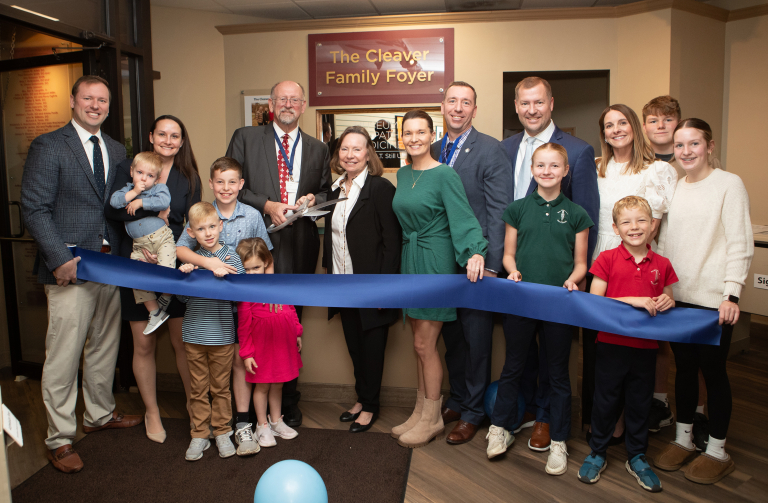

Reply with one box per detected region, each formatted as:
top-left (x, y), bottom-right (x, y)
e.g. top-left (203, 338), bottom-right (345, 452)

top-left (522, 120), bottom-right (555, 144)
top-left (273, 122), bottom-right (299, 143)
top-left (71, 118), bottom-right (104, 147)
top-left (332, 168), bottom-right (368, 191)
top-left (213, 199), bottom-right (246, 220)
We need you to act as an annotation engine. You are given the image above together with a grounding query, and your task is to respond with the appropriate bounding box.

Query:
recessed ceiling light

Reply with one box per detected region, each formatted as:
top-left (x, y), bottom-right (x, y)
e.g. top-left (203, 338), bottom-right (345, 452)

top-left (10, 5), bottom-right (59, 21)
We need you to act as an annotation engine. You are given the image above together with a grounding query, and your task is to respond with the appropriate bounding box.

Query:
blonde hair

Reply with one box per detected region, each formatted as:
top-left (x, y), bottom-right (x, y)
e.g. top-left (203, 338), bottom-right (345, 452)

top-left (532, 142), bottom-right (569, 167)
top-left (329, 126), bottom-right (383, 177)
top-left (187, 201), bottom-right (219, 227)
top-left (515, 76), bottom-right (552, 100)
top-left (597, 104), bottom-right (655, 178)
top-left (612, 195), bottom-right (653, 224)
top-left (131, 151), bottom-right (163, 176)
top-left (235, 237), bottom-right (273, 268)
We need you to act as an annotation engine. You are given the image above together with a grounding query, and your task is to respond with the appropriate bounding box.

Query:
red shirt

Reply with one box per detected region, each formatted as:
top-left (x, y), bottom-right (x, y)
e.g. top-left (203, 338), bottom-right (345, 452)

top-left (590, 243), bottom-right (679, 349)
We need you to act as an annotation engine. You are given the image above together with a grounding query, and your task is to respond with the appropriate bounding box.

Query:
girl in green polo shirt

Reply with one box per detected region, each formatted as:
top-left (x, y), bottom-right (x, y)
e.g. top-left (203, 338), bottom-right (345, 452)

top-left (486, 143), bottom-right (593, 476)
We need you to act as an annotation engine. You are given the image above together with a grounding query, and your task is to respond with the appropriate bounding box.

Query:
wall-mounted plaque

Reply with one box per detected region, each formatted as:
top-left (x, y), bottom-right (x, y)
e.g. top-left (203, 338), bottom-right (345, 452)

top-left (308, 29), bottom-right (454, 107)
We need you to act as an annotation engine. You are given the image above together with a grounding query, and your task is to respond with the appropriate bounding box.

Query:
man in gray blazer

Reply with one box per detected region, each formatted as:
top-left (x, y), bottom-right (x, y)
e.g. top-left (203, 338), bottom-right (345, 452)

top-left (226, 80), bottom-right (331, 427)
top-left (21, 75), bottom-right (141, 474)
top-left (431, 81), bottom-right (514, 444)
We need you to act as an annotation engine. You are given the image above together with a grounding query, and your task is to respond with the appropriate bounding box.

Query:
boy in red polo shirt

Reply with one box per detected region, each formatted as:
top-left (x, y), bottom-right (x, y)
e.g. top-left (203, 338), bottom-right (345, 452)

top-left (577, 195), bottom-right (678, 493)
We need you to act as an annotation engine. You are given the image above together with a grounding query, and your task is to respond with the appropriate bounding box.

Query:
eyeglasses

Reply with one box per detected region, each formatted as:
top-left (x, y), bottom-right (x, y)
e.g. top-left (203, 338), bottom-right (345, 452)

top-left (273, 97), bottom-right (304, 106)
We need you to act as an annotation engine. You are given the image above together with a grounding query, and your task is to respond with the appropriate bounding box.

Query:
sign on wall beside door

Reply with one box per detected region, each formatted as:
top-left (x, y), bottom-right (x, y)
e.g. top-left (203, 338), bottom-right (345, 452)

top-left (308, 29), bottom-right (454, 107)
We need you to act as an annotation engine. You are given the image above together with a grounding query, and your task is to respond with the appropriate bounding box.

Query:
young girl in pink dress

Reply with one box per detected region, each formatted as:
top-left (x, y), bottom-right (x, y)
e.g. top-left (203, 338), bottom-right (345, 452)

top-left (236, 238), bottom-right (303, 447)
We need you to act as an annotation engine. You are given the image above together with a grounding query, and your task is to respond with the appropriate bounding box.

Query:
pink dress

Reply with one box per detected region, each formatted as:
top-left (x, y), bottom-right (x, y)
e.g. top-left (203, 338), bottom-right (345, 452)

top-left (237, 302), bottom-right (303, 383)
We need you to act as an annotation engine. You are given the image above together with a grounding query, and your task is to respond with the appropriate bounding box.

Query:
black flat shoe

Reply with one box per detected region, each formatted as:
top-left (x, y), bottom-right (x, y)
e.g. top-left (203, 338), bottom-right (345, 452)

top-left (350, 412), bottom-right (378, 433)
top-left (339, 411), bottom-right (361, 422)
top-left (283, 406), bottom-right (303, 427)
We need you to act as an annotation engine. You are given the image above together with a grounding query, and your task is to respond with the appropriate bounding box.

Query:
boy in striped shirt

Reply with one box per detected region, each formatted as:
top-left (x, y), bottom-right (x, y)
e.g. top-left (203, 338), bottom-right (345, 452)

top-left (178, 201), bottom-right (245, 461)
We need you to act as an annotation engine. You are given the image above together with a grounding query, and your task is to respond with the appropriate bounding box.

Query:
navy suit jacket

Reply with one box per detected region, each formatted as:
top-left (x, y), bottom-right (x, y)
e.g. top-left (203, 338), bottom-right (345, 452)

top-left (21, 121), bottom-right (126, 284)
top-left (431, 127), bottom-right (513, 273)
top-left (501, 125), bottom-right (599, 263)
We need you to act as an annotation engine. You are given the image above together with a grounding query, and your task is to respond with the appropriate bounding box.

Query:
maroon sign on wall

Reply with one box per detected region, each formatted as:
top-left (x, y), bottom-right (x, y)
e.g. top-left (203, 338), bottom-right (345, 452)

top-left (308, 28), bottom-right (454, 107)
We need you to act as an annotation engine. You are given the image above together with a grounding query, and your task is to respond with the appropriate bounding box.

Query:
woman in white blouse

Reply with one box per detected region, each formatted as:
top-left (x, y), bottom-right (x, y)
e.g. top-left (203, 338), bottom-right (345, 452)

top-left (321, 126), bottom-right (402, 433)
top-left (582, 104), bottom-right (677, 441)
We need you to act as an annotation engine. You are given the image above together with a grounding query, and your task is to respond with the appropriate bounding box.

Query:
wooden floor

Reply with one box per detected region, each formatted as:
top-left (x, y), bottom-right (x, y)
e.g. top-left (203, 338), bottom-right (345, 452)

top-left (4, 320), bottom-right (767, 502)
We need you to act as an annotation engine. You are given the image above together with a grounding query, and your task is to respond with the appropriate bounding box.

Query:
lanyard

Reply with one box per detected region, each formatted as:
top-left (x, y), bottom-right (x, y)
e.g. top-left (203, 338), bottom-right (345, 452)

top-left (439, 134), bottom-right (459, 166)
top-left (274, 128), bottom-right (301, 178)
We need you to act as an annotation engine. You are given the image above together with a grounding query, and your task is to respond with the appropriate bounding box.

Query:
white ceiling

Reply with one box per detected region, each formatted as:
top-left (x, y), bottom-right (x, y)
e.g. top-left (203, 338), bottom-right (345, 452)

top-left (148, 0), bottom-right (759, 20)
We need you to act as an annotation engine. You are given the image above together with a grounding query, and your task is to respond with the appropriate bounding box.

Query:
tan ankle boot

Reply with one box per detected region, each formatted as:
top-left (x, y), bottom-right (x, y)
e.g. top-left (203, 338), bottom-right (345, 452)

top-left (397, 396), bottom-right (445, 448)
top-left (391, 390), bottom-right (424, 439)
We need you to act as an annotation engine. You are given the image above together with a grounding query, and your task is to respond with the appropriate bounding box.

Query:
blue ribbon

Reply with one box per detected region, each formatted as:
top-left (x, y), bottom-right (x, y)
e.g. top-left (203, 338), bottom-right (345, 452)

top-left (72, 248), bottom-right (721, 345)
top-left (273, 128), bottom-right (300, 177)
top-left (439, 134), bottom-right (459, 165)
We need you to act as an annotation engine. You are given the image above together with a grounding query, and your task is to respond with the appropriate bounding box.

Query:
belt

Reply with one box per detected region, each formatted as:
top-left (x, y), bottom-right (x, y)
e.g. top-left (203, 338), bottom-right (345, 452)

top-left (100, 245), bottom-right (111, 254)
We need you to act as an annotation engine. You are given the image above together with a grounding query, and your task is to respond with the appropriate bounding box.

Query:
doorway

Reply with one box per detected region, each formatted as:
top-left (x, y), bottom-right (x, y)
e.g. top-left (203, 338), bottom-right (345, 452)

top-left (503, 70), bottom-right (610, 153)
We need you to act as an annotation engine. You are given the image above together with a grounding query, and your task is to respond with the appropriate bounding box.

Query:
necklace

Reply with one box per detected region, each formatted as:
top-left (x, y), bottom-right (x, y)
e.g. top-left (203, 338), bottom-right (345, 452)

top-left (411, 168), bottom-right (426, 189)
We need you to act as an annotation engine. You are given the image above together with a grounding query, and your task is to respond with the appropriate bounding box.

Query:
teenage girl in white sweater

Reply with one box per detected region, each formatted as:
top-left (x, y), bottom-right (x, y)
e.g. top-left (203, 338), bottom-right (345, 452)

top-left (655, 118), bottom-right (753, 484)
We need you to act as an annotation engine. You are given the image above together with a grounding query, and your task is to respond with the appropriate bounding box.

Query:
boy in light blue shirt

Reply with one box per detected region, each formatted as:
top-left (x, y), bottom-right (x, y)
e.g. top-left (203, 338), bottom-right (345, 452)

top-left (110, 151), bottom-right (175, 334)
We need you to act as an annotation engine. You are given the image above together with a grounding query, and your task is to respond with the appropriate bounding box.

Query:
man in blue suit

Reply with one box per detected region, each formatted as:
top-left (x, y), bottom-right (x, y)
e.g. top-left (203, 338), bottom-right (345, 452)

top-left (500, 76), bottom-right (599, 452)
top-left (431, 81), bottom-right (513, 444)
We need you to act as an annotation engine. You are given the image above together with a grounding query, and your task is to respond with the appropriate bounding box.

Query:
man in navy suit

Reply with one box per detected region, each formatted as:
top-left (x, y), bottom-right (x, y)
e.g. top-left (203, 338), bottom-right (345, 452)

top-left (500, 76), bottom-right (599, 452)
top-left (431, 81), bottom-right (513, 444)
top-left (21, 75), bottom-right (142, 474)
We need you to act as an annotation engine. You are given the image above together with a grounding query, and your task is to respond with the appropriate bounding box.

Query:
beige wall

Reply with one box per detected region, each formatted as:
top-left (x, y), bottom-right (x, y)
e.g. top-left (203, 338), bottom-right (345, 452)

top-left (722, 14), bottom-right (768, 225)
top-left (670, 9), bottom-right (726, 151)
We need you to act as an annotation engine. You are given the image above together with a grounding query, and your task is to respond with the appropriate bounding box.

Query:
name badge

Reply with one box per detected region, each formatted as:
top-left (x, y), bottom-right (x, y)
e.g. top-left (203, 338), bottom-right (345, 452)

top-left (285, 181), bottom-right (299, 194)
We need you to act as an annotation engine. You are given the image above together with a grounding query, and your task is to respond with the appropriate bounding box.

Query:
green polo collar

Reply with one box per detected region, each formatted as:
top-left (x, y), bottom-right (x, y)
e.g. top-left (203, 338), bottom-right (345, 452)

top-left (532, 190), bottom-right (565, 207)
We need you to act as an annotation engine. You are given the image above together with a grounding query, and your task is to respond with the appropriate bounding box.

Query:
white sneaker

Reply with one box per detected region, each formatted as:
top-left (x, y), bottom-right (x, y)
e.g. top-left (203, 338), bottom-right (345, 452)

top-left (269, 415), bottom-right (298, 439)
top-left (486, 425), bottom-right (514, 459)
top-left (256, 422), bottom-right (276, 447)
top-left (234, 423), bottom-right (260, 456)
top-left (545, 440), bottom-right (569, 475)
top-left (185, 438), bottom-right (210, 461)
top-left (215, 431), bottom-right (236, 458)
top-left (143, 309), bottom-right (170, 335)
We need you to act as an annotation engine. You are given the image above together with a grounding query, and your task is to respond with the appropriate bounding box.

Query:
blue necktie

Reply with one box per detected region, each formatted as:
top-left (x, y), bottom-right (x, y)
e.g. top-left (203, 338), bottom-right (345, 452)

top-left (441, 141), bottom-right (454, 165)
top-left (90, 135), bottom-right (109, 243)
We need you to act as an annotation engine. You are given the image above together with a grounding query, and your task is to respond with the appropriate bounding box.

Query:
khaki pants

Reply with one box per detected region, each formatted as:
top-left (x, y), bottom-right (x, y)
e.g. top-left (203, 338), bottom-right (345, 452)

top-left (130, 225), bottom-right (176, 304)
top-left (42, 281), bottom-right (121, 449)
top-left (185, 343), bottom-right (234, 438)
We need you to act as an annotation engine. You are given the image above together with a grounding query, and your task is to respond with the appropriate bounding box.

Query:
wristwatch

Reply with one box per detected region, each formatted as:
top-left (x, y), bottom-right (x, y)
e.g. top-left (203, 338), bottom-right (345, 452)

top-left (728, 295), bottom-right (739, 305)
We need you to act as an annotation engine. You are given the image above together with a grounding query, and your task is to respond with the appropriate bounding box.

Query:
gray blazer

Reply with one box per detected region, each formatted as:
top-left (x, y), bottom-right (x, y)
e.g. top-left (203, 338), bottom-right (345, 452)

top-left (226, 123), bottom-right (331, 274)
top-left (21, 121), bottom-right (126, 284)
top-left (431, 128), bottom-right (513, 273)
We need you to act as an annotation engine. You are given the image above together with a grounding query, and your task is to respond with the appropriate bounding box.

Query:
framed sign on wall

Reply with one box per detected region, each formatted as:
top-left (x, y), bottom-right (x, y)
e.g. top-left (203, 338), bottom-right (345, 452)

top-left (308, 28), bottom-right (454, 107)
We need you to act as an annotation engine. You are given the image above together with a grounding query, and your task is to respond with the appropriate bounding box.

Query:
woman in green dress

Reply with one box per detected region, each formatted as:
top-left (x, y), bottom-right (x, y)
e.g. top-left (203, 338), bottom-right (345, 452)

top-left (390, 110), bottom-right (488, 448)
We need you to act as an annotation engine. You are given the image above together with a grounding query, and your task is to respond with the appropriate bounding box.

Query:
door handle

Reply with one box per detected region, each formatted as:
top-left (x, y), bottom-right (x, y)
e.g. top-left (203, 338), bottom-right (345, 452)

top-left (9, 201), bottom-right (25, 238)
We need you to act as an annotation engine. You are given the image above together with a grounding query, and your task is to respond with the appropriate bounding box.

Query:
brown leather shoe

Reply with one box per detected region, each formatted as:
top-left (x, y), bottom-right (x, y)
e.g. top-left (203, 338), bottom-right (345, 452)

top-left (441, 406), bottom-right (461, 425)
top-left (528, 421), bottom-right (551, 451)
top-left (684, 452), bottom-right (735, 484)
top-left (82, 410), bottom-right (143, 433)
top-left (446, 420), bottom-right (478, 445)
top-left (47, 445), bottom-right (84, 473)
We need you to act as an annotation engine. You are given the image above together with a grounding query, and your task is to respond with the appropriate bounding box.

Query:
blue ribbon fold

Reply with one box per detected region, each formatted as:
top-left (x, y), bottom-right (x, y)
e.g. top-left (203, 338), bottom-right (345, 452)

top-left (73, 248), bottom-right (721, 345)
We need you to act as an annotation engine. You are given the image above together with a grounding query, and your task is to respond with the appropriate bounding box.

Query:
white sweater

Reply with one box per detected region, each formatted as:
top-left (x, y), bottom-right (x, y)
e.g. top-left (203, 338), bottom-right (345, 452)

top-left (657, 168), bottom-right (754, 309)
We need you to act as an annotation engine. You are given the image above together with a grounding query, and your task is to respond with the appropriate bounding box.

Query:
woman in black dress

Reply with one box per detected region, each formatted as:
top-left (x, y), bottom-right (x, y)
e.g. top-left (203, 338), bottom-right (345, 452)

top-left (106, 115), bottom-right (201, 442)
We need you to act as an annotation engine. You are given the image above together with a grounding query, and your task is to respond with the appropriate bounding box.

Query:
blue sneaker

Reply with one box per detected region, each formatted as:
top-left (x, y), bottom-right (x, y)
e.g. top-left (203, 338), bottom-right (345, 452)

top-left (626, 454), bottom-right (662, 492)
top-left (578, 452), bottom-right (607, 484)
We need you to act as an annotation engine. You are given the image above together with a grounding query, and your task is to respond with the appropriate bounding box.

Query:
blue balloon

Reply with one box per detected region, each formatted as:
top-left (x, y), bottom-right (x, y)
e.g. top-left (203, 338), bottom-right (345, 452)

top-left (484, 380), bottom-right (527, 431)
top-left (254, 460), bottom-right (328, 503)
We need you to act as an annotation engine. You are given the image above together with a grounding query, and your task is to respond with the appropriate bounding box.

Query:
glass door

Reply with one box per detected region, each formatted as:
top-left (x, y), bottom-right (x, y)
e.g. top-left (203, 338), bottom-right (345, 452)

top-left (1, 60), bottom-right (83, 376)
